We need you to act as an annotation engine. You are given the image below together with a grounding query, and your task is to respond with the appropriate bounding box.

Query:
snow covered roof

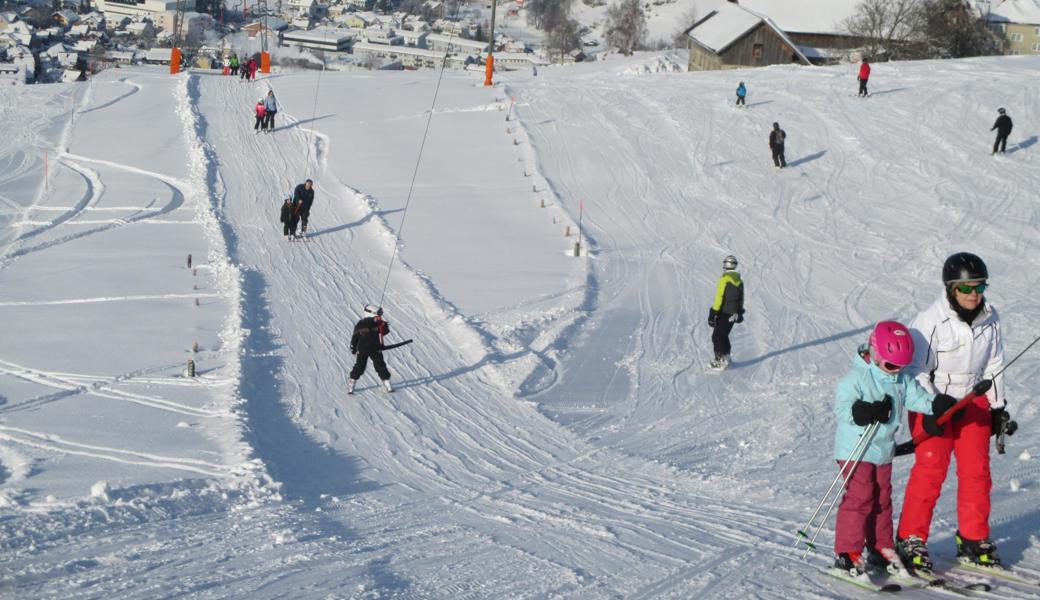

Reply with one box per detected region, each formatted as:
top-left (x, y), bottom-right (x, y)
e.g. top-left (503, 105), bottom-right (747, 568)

top-left (687, 3), bottom-right (763, 53)
top-left (987, 0), bottom-right (1040, 24)
top-left (740, 0), bottom-right (860, 35)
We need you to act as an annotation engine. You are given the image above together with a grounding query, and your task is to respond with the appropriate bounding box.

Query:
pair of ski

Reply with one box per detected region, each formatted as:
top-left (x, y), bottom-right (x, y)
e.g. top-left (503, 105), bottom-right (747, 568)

top-left (824, 565), bottom-right (991, 595)
top-left (287, 233), bottom-right (308, 241)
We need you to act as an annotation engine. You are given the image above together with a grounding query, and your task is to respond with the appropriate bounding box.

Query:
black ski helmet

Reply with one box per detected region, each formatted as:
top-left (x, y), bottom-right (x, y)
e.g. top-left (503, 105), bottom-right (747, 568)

top-left (998, 107), bottom-right (1006, 115)
top-left (942, 252), bottom-right (988, 286)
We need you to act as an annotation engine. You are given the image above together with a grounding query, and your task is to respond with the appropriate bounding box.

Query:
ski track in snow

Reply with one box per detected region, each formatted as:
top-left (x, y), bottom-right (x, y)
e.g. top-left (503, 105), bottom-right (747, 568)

top-left (1, 56), bottom-right (1039, 598)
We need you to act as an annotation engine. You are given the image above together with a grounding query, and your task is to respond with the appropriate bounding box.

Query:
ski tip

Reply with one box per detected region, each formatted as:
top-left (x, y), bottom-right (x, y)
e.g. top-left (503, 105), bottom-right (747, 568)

top-left (880, 583), bottom-right (901, 592)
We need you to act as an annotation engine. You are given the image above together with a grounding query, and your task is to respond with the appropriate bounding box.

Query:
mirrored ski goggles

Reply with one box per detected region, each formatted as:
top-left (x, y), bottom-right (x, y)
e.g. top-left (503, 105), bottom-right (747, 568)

top-left (953, 283), bottom-right (988, 294)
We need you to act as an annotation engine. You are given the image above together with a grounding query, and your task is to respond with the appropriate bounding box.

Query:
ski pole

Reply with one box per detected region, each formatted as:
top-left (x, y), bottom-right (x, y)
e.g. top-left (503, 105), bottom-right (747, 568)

top-left (793, 417), bottom-right (877, 548)
top-left (894, 379), bottom-right (993, 456)
top-left (801, 421), bottom-right (881, 559)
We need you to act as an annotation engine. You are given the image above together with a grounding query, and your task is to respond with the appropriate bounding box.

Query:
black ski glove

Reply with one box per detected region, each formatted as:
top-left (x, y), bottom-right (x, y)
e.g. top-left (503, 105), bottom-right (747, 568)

top-left (350, 345), bottom-right (357, 355)
top-left (991, 408), bottom-right (1018, 437)
top-left (851, 396), bottom-right (891, 426)
top-left (924, 393), bottom-right (958, 436)
top-left (734, 311), bottom-right (744, 324)
top-left (708, 309), bottom-right (718, 327)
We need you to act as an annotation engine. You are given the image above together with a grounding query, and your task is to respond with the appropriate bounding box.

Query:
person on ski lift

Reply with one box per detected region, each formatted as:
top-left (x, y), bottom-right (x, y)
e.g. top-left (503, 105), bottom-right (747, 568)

top-left (281, 195), bottom-right (300, 239)
top-left (831, 321), bottom-right (955, 579)
top-left (293, 179), bottom-right (315, 236)
top-left (896, 252), bottom-right (1016, 574)
top-left (348, 305), bottom-right (394, 394)
top-left (707, 255), bottom-right (745, 369)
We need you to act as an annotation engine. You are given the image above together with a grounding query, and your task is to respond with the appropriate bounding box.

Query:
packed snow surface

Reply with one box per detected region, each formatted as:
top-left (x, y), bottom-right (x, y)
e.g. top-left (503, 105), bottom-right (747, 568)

top-left (1, 54), bottom-right (1039, 598)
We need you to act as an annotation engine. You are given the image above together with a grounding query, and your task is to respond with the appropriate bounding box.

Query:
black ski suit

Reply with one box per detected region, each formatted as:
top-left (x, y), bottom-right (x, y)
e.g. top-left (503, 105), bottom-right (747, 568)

top-left (991, 114), bottom-right (1012, 154)
top-left (769, 128), bottom-right (787, 168)
top-left (350, 316), bottom-right (391, 382)
top-left (282, 198), bottom-right (301, 237)
top-left (293, 183), bottom-right (315, 233)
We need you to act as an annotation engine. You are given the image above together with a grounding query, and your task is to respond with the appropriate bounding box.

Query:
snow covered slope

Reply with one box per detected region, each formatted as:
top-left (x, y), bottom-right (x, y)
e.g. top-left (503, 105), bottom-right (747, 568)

top-left (1, 54), bottom-right (1039, 598)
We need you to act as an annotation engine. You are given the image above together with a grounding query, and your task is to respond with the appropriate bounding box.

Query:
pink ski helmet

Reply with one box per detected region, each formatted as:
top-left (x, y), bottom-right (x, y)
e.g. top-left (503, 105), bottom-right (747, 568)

top-left (869, 320), bottom-right (914, 368)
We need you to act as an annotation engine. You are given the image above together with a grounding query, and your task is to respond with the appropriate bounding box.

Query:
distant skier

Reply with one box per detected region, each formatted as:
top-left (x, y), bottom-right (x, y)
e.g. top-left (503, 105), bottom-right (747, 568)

top-left (532, 65), bottom-right (538, 77)
top-left (857, 58), bottom-right (870, 97)
top-left (230, 53), bottom-right (240, 77)
top-left (280, 196), bottom-right (300, 239)
top-left (247, 57), bottom-right (258, 81)
top-left (254, 98), bottom-right (266, 133)
top-left (348, 305), bottom-right (394, 394)
top-left (707, 255), bottom-right (745, 370)
top-left (240, 56), bottom-right (251, 80)
top-left (830, 321), bottom-right (953, 579)
top-left (293, 179), bottom-right (315, 236)
top-left (896, 252), bottom-right (1014, 574)
top-left (769, 122), bottom-right (787, 169)
top-left (991, 107), bottom-right (1012, 155)
top-left (262, 90), bottom-right (278, 132)
top-left (736, 81), bottom-right (747, 107)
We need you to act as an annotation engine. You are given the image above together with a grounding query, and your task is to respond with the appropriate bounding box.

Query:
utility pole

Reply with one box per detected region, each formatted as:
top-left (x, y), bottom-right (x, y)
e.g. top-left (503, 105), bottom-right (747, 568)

top-left (483, 0), bottom-right (497, 86)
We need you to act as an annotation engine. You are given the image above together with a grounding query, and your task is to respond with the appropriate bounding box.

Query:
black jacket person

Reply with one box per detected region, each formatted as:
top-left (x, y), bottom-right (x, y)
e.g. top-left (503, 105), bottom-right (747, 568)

top-left (769, 123), bottom-right (787, 168)
top-left (991, 108), bottom-right (1012, 154)
top-left (348, 305), bottom-right (393, 392)
top-left (293, 179), bottom-right (315, 234)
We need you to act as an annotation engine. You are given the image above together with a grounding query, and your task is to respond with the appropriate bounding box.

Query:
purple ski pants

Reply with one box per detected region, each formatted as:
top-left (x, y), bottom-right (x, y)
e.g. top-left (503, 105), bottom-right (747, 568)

top-left (834, 460), bottom-right (894, 555)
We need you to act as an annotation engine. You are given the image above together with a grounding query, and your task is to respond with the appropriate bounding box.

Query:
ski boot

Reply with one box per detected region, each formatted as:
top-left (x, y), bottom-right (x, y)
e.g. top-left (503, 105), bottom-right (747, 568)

top-left (346, 379), bottom-right (356, 395)
top-left (956, 532), bottom-right (1001, 567)
top-left (867, 547), bottom-right (910, 577)
top-left (834, 552), bottom-right (867, 577)
top-left (896, 535), bottom-right (934, 575)
top-left (709, 353), bottom-right (730, 370)
top-left (382, 379), bottom-right (393, 393)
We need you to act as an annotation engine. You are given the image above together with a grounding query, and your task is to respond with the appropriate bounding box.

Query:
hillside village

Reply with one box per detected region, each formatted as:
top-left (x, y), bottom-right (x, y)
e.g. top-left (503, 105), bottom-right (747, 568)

top-left (0, 0), bottom-right (1039, 84)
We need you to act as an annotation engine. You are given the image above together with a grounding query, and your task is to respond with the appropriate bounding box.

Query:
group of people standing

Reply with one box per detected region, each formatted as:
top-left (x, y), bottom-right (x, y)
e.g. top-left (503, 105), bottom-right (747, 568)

top-left (707, 249), bottom-right (1017, 576)
top-left (254, 90), bottom-right (279, 133)
top-left (828, 252), bottom-right (1016, 577)
top-left (280, 179), bottom-right (314, 239)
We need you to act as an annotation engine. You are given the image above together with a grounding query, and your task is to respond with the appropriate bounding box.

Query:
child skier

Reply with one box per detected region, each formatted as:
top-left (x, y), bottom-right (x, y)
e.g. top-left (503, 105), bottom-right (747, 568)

top-left (348, 305), bottom-right (394, 394)
top-left (735, 81), bottom-right (747, 107)
top-left (707, 255), bottom-right (744, 370)
top-left (857, 58), bottom-right (871, 97)
top-left (281, 196), bottom-right (300, 239)
top-left (831, 321), bottom-right (957, 578)
top-left (254, 98), bottom-right (266, 133)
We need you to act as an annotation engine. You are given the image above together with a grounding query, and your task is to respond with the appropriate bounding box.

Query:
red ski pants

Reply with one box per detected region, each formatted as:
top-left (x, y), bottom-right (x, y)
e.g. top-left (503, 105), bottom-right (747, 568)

top-left (897, 394), bottom-right (992, 542)
top-left (834, 460), bottom-right (893, 555)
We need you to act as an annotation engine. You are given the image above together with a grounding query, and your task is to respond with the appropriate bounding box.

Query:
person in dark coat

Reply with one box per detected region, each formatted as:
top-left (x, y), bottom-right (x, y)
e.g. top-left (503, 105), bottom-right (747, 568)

top-left (707, 255), bottom-right (745, 370)
top-left (281, 196), bottom-right (300, 239)
top-left (769, 122), bottom-right (787, 169)
top-left (348, 305), bottom-right (393, 393)
top-left (293, 179), bottom-right (315, 235)
top-left (991, 108), bottom-right (1012, 155)
top-left (262, 90), bottom-right (278, 132)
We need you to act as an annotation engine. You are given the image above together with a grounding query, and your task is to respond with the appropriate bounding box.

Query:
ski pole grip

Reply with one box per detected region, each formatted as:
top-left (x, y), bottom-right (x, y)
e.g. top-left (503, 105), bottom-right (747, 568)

top-left (909, 379), bottom-right (993, 447)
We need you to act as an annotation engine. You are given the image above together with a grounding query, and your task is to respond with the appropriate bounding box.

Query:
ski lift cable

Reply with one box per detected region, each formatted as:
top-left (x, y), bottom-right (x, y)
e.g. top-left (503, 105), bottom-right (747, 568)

top-left (377, 1), bottom-right (467, 308)
top-left (303, 23), bottom-right (331, 167)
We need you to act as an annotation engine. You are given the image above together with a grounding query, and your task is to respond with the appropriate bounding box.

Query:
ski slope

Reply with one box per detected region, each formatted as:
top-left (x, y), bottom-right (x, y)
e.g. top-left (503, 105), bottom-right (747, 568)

top-left (1, 54), bottom-right (1039, 598)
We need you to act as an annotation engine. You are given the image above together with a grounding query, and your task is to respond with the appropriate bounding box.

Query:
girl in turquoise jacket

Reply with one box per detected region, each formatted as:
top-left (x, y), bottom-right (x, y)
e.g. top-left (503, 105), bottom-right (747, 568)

top-left (831, 321), bottom-right (956, 576)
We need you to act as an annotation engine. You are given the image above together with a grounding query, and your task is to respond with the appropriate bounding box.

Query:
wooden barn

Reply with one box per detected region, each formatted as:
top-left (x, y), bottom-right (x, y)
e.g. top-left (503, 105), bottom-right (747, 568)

top-left (686, 1), bottom-right (810, 71)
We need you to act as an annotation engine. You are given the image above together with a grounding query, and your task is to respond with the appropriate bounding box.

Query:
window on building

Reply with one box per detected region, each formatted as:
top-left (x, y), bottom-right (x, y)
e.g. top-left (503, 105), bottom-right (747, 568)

top-left (1035, 27), bottom-right (1040, 37)
top-left (1033, 43), bottom-right (1040, 52)
top-left (752, 44), bottom-right (763, 59)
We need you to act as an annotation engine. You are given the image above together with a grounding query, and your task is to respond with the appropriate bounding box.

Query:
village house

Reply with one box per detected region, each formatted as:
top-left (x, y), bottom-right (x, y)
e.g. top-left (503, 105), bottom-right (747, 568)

top-left (342, 12), bottom-right (377, 29)
top-left (52, 10), bottom-right (80, 29)
top-left (104, 49), bottom-right (139, 64)
top-left (243, 17), bottom-right (289, 39)
top-left (281, 27), bottom-right (355, 52)
top-left (346, 0), bottom-right (376, 9)
top-left (352, 40), bottom-right (469, 69)
top-left (983, 0), bottom-right (1040, 55)
top-left (364, 27), bottom-right (403, 45)
top-left (686, 1), bottom-right (810, 71)
top-left (397, 28), bottom-right (428, 48)
top-left (125, 20), bottom-right (156, 39)
top-left (0, 16), bottom-right (34, 47)
top-left (402, 15), bottom-right (430, 32)
top-left (426, 32), bottom-right (487, 54)
top-left (95, 0), bottom-right (196, 20)
top-left (737, 0), bottom-right (862, 61)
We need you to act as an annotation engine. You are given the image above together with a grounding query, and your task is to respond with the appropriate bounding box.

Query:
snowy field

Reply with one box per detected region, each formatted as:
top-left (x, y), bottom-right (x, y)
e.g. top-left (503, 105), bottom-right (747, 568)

top-left (1, 53), bottom-right (1039, 598)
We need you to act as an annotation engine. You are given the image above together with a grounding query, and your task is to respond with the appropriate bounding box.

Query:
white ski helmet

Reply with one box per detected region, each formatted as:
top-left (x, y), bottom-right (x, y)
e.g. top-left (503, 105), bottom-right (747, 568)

top-left (364, 304), bottom-right (383, 317)
top-left (723, 255), bottom-right (738, 270)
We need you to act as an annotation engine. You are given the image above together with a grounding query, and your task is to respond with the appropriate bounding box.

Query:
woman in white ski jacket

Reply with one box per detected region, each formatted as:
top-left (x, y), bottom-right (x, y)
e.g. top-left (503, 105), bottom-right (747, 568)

top-left (896, 252), bottom-right (1013, 573)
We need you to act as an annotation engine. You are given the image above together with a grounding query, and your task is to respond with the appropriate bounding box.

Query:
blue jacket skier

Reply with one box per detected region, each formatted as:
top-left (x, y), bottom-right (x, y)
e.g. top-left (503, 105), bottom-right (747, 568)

top-left (736, 82), bottom-right (747, 107)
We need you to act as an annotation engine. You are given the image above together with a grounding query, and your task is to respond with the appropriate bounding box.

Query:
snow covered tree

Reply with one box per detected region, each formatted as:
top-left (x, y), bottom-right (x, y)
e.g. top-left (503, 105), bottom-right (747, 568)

top-left (604, 0), bottom-right (648, 56)
top-left (546, 17), bottom-right (581, 62)
top-left (526, 0), bottom-right (575, 35)
top-left (843, 0), bottom-right (927, 59)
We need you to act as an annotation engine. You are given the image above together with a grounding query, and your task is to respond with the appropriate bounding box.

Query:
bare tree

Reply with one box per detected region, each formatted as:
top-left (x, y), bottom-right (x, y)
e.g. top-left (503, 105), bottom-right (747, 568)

top-left (672, 5), bottom-right (698, 48)
top-left (843, 0), bottom-right (926, 59)
top-left (604, 0), bottom-right (648, 55)
top-left (526, 0), bottom-right (575, 34)
top-left (545, 17), bottom-right (581, 62)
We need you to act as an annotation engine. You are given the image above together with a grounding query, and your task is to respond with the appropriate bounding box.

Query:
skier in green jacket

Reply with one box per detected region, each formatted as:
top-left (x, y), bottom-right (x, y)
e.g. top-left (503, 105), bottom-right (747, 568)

top-left (708, 255), bottom-right (745, 370)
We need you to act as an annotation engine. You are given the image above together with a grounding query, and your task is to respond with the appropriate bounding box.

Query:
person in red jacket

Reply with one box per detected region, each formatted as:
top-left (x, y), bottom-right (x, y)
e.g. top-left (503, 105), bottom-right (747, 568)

top-left (254, 98), bottom-right (266, 133)
top-left (247, 57), bottom-right (258, 81)
top-left (858, 58), bottom-right (871, 97)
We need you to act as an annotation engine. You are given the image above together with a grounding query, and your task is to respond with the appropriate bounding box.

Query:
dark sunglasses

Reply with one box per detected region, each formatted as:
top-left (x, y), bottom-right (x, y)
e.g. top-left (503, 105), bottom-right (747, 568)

top-left (954, 283), bottom-right (987, 294)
